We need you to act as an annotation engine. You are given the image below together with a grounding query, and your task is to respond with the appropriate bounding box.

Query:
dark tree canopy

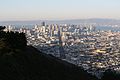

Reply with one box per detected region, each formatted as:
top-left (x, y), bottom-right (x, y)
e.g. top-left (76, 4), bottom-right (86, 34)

top-left (0, 27), bottom-right (27, 55)
top-left (0, 26), bottom-right (5, 31)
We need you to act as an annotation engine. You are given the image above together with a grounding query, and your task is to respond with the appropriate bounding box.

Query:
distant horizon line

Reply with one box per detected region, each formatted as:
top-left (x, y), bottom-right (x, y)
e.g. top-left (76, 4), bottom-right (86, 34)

top-left (0, 18), bottom-right (120, 22)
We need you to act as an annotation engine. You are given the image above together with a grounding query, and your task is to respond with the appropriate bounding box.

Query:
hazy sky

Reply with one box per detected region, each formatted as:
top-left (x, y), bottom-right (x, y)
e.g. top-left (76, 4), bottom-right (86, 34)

top-left (0, 0), bottom-right (120, 21)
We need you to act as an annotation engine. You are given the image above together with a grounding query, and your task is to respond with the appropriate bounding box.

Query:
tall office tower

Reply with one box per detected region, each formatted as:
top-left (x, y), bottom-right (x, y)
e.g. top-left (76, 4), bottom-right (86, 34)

top-left (8, 25), bottom-right (13, 32)
top-left (42, 26), bottom-right (46, 34)
top-left (58, 26), bottom-right (66, 59)
top-left (41, 22), bottom-right (45, 26)
top-left (52, 25), bottom-right (55, 36)
top-left (88, 25), bottom-right (96, 32)
top-left (49, 25), bottom-right (52, 37)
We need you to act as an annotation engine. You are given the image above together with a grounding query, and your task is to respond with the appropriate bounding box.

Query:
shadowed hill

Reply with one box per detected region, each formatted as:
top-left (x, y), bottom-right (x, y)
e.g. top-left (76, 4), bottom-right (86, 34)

top-left (0, 26), bottom-right (98, 80)
top-left (0, 45), bottom-right (98, 80)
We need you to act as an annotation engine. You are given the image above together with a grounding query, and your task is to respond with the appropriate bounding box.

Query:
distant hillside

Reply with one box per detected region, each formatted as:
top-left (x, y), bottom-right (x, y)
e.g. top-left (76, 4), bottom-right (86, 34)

top-left (0, 18), bottom-right (120, 25)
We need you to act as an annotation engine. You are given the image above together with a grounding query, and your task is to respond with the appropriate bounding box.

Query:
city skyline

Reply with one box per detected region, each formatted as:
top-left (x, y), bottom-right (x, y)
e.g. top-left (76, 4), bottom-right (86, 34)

top-left (0, 0), bottom-right (120, 21)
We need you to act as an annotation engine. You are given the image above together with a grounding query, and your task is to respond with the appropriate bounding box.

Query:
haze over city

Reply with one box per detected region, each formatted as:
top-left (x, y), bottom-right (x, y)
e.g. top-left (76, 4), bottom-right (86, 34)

top-left (0, 0), bottom-right (120, 21)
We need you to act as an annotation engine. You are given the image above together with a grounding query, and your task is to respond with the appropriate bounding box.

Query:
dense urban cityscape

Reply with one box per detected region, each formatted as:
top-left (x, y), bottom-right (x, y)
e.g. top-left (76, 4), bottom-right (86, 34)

top-left (3, 22), bottom-right (120, 78)
top-left (1, 0), bottom-right (120, 79)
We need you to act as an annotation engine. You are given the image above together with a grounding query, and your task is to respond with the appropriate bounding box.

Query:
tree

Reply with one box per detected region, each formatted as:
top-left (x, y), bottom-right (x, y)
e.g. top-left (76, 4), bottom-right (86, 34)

top-left (0, 26), bottom-right (5, 31)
